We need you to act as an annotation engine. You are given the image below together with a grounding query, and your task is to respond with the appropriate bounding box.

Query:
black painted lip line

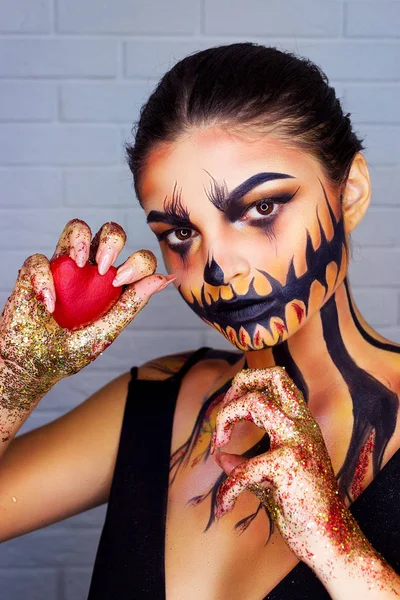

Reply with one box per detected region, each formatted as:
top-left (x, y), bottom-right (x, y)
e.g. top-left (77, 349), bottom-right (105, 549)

top-left (211, 296), bottom-right (267, 313)
top-left (206, 298), bottom-right (278, 326)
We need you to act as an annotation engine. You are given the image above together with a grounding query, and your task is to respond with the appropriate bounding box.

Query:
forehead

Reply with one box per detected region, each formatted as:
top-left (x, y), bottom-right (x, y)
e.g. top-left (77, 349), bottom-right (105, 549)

top-left (139, 127), bottom-right (324, 206)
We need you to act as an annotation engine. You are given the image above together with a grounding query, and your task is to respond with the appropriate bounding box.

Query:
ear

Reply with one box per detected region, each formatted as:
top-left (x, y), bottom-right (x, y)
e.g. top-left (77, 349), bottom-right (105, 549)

top-left (341, 152), bottom-right (371, 234)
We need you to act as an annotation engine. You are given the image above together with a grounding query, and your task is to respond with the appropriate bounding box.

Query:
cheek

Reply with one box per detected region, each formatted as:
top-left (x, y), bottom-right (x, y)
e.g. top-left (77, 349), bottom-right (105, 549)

top-left (161, 247), bottom-right (203, 291)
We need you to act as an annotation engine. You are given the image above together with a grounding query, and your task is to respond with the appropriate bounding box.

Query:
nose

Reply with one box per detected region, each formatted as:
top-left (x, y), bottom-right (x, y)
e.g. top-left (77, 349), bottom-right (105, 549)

top-left (203, 252), bottom-right (251, 287)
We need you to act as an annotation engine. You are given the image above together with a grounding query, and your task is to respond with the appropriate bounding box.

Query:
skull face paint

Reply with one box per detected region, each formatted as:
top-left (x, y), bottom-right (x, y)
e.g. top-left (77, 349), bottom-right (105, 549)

top-left (140, 128), bottom-right (348, 351)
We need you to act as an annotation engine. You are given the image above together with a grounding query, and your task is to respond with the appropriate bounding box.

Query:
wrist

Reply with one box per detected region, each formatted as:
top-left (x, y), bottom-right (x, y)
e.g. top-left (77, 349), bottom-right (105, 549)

top-left (304, 507), bottom-right (400, 598)
top-left (0, 357), bottom-right (54, 412)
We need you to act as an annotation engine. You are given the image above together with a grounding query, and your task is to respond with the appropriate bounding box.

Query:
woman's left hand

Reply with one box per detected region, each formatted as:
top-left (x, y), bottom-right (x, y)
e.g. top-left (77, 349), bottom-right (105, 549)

top-left (211, 366), bottom-right (357, 567)
top-left (212, 366), bottom-right (400, 597)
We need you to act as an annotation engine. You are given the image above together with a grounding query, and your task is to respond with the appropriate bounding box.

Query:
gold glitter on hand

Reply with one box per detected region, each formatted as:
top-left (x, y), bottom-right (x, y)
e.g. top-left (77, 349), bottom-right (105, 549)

top-left (213, 367), bottom-right (400, 593)
top-left (0, 249), bottom-right (160, 436)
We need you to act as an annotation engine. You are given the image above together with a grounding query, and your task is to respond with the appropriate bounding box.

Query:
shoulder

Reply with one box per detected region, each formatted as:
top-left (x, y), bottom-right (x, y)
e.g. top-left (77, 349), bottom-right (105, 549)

top-left (136, 347), bottom-right (244, 382)
top-left (136, 350), bottom-right (197, 381)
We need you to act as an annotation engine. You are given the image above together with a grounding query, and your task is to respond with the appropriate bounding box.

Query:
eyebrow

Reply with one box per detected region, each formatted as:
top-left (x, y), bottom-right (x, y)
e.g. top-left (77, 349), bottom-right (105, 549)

top-left (147, 182), bottom-right (193, 228)
top-left (205, 171), bottom-right (295, 221)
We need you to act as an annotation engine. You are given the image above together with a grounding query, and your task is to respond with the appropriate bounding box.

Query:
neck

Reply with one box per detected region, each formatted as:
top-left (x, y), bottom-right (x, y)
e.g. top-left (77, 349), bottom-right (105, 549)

top-left (245, 276), bottom-right (400, 499)
top-left (245, 277), bottom-right (395, 402)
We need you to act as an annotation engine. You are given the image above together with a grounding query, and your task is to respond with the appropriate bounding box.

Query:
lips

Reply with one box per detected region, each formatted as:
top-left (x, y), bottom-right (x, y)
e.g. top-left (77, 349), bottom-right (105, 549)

top-left (207, 296), bottom-right (277, 326)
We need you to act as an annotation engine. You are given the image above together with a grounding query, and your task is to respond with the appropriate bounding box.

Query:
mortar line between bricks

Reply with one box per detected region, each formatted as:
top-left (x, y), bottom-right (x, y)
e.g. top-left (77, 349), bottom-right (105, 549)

top-left (50, 0), bottom-right (56, 33)
top-left (199, 0), bottom-right (205, 35)
top-left (344, 35), bottom-right (400, 41)
top-left (58, 567), bottom-right (65, 600)
top-left (341, 0), bottom-right (346, 38)
top-left (56, 83), bottom-right (62, 123)
top-left (116, 41), bottom-right (124, 80)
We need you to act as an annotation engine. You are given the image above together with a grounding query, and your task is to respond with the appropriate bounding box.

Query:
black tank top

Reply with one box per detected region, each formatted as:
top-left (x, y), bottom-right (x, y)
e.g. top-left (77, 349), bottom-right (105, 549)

top-left (87, 347), bottom-right (400, 599)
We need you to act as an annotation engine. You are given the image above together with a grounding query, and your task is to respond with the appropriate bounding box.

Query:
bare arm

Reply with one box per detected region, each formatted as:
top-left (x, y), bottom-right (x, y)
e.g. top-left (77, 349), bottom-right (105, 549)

top-left (0, 217), bottom-right (176, 542)
top-left (0, 371), bottom-right (130, 542)
top-left (0, 351), bottom-right (192, 543)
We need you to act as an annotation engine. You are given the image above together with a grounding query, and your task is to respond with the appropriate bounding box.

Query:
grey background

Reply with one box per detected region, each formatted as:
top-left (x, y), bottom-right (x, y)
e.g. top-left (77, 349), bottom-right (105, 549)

top-left (0, 0), bottom-right (400, 598)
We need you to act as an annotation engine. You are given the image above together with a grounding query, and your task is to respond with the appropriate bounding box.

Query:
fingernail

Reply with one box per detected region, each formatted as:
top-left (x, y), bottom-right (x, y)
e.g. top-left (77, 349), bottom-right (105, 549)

top-left (98, 248), bottom-right (113, 275)
top-left (75, 241), bottom-right (88, 268)
top-left (214, 504), bottom-right (225, 520)
top-left (154, 274), bottom-right (176, 294)
top-left (210, 431), bottom-right (217, 455)
top-left (112, 266), bottom-right (136, 287)
top-left (42, 289), bottom-right (55, 313)
top-left (214, 452), bottom-right (224, 467)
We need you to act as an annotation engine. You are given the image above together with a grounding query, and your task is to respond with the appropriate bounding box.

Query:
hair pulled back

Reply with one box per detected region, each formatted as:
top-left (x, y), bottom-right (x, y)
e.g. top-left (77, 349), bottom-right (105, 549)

top-left (126, 42), bottom-right (364, 202)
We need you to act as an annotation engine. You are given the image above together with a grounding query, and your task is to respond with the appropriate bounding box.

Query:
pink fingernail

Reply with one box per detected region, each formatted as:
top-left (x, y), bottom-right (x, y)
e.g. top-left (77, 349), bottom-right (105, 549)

top-left (154, 274), bottom-right (176, 294)
top-left (75, 241), bottom-right (88, 268)
top-left (222, 390), bottom-right (231, 408)
top-left (214, 504), bottom-right (225, 520)
top-left (42, 289), bottom-right (55, 313)
top-left (210, 431), bottom-right (217, 455)
top-left (112, 266), bottom-right (136, 287)
top-left (98, 249), bottom-right (113, 275)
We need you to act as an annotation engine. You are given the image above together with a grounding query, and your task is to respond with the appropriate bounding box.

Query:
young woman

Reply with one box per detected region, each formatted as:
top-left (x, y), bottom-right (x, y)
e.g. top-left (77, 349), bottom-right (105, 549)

top-left (0, 43), bottom-right (399, 600)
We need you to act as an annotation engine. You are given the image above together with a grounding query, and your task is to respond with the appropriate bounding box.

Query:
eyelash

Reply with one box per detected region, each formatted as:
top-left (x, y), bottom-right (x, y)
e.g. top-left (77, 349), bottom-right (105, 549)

top-left (158, 196), bottom-right (289, 250)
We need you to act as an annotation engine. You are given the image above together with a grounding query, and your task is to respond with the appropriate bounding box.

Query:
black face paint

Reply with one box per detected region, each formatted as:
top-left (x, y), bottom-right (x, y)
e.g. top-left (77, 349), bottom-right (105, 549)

top-left (204, 256), bottom-right (226, 286)
top-left (204, 171), bottom-right (295, 222)
top-left (182, 182), bottom-right (346, 347)
top-left (321, 294), bottom-right (399, 501)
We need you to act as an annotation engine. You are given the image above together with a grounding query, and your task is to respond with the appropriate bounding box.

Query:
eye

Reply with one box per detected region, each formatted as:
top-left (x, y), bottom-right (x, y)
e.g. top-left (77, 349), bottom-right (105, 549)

top-left (255, 201), bottom-right (274, 216)
top-left (164, 228), bottom-right (199, 246)
top-left (244, 199), bottom-right (278, 220)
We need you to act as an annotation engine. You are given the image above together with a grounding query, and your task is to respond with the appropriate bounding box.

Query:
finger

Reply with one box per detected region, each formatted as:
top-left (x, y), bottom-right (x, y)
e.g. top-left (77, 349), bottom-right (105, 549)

top-left (214, 391), bottom-right (296, 450)
top-left (20, 253), bottom-right (55, 313)
top-left (73, 273), bottom-right (174, 355)
top-left (112, 249), bottom-right (159, 287)
top-left (90, 222), bottom-right (127, 275)
top-left (222, 366), bottom-right (306, 419)
top-left (1, 255), bottom-right (54, 338)
top-left (270, 369), bottom-right (308, 420)
top-left (52, 219), bottom-right (92, 268)
top-left (221, 367), bottom-right (276, 409)
top-left (215, 451), bottom-right (282, 518)
top-left (215, 452), bottom-right (276, 512)
top-left (214, 451), bottom-right (246, 474)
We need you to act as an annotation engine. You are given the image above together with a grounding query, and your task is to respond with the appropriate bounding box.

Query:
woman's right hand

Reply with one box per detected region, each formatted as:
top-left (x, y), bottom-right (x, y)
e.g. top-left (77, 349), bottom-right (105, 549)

top-left (0, 219), bottom-right (173, 414)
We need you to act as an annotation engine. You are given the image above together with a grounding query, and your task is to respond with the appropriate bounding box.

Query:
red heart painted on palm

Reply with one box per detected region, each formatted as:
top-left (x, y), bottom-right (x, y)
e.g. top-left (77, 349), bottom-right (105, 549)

top-left (50, 255), bottom-right (122, 330)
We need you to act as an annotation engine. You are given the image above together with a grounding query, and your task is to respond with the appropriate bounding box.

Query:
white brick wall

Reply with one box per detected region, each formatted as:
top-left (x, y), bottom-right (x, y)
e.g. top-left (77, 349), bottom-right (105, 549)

top-left (0, 1), bottom-right (399, 598)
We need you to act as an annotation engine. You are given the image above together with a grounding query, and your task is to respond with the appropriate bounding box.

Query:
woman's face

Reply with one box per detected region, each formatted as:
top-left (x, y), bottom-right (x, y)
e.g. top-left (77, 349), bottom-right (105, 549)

top-left (140, 127), bottom-right (348, 351)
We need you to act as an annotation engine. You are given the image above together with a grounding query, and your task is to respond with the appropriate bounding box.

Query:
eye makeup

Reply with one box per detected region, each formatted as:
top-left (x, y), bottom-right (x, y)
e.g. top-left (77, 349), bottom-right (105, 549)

top-left (239, 186), bottom-right (301, 230)
top-left (155, 228), bottom-right (197, 263)
top-left (204, 170), bottom-right (296, 222)
top-left (154, 186), bottom-right (300, 256)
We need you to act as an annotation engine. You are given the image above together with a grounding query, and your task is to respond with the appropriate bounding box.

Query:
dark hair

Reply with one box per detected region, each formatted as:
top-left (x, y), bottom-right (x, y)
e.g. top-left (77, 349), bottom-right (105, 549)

top-left (126, 42), bottom-right (364, 203)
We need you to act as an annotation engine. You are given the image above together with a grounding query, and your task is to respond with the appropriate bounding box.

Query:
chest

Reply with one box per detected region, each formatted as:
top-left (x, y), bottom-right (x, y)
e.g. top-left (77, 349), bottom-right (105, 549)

top-left (165, 447), bottom-right (299, 600)
top-left (163, 365), bottom-right (400, 599)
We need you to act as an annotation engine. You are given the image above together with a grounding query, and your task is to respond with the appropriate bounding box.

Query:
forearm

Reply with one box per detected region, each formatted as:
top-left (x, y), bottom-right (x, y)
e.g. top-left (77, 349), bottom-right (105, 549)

top-left (0, 358), bottom-right (53, 459)
top-left (308, 518), bottom-right (400, 599)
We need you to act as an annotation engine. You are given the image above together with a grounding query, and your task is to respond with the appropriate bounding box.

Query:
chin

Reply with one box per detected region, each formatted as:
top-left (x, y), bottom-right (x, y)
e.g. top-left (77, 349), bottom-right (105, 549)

top-left (205, 318), bottom-right (289, 352)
